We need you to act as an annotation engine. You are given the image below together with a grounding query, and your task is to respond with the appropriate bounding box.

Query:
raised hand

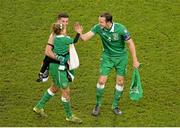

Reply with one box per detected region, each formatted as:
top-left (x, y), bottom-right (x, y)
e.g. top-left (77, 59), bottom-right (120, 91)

top-left (74, 22), bottom-right (83, 34)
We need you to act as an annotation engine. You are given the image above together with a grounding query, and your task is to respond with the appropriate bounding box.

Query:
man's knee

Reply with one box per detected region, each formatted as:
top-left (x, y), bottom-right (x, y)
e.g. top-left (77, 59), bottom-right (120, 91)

top-left (49, 85), bottom-right (58, 93)
top-left (98, 81), bottom-right (106, 85)
top-left (116, 76), bottom-right (125, 85)
top-left (98, 76), bottom-right (107, 85)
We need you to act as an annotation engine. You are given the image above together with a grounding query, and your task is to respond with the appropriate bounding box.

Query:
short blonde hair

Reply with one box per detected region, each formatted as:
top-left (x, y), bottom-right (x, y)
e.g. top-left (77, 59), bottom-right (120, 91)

top-left (52, 23), bottom-right (65, 35)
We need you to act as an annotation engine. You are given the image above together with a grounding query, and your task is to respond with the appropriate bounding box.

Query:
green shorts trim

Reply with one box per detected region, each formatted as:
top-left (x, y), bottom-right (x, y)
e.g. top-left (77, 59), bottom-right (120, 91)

top-left (49, 63), bottom-right (74, 89)
top-left (99, 53), bottom-right (128, 76)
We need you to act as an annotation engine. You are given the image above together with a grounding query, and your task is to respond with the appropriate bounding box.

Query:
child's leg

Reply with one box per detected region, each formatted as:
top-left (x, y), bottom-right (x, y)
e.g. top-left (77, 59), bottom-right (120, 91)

top-left (37, 56), bottom-right (59, 82)
top-left (40, 56), bottom-right (51, 74)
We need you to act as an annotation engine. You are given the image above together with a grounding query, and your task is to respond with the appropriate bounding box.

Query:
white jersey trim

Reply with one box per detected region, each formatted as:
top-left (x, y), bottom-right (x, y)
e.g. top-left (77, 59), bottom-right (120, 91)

top-left (56, 35), bottom-right (65, 38)
top-left (110, 23), bottom-right (115, 32)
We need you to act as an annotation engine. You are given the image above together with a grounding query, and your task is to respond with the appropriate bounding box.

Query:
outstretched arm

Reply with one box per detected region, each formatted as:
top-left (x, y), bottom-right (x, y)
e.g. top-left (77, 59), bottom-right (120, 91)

top-left (80, 31), bottom-right (95, 41)
top-left (74, 22), bottom-right (94, 41)
top-left (126, 38), bottom-right (140, 68)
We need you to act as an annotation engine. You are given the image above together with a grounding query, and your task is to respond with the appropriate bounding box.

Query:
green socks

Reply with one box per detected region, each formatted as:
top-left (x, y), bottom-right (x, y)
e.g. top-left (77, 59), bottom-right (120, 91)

top-left (61, 97), bottom-right (72, 118)
top-left (112, 84), bottom-right (123, 109)
top-left (36, 89), bottom-right (54, 109)
top-left (95, 83), bottom-right (123, 108)
top-left (96, 83), bottom-right (105, 106)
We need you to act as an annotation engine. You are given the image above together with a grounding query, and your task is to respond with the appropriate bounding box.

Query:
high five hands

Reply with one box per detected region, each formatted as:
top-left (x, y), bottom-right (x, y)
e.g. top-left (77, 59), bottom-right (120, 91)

top-left (74, 22), bottom-right (83, 34)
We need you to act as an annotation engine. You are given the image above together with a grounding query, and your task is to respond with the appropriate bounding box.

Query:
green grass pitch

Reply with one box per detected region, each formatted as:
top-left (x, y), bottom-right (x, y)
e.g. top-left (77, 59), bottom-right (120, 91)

top-left (0, 0), bottom-right (179, 127)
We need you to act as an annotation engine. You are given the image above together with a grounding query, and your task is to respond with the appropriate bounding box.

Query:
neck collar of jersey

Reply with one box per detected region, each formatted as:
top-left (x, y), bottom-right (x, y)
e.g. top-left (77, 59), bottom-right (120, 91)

top-left (56, 35), bottom-right (65, 38)
top-left (109, 23), bottom-right (114, 32)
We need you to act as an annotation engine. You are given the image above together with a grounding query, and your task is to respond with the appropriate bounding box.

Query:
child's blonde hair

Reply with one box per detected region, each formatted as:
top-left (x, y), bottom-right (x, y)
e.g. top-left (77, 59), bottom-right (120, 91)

top-left (52, 23), bottom-right (65, 35)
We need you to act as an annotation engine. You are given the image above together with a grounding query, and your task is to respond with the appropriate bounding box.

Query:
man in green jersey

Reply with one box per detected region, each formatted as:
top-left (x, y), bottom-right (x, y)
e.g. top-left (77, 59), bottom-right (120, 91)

top-left (75, 12), bottom-right (140, 116)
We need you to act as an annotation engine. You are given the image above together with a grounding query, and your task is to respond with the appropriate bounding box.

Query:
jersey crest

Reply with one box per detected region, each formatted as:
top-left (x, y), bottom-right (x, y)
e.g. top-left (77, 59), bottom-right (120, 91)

top-left (112, 33), bottom-right (119, 41)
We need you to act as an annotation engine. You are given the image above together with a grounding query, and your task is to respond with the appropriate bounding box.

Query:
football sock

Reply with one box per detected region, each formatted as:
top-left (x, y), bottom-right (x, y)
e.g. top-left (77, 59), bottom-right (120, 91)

top-left (35, 89), bottom-right (55, 109)
top-left (61, 97), bottom-right (72, 118)
top-left (112, 84), bottom-right (123, 109)
top-left (96, 83), bottom-right (105, 106)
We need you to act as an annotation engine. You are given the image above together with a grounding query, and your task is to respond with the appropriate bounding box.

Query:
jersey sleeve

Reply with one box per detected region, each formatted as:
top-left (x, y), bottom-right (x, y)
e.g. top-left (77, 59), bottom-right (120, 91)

top-left (66, 36), bottom-right (74, 44)
top-left (91, 24), bottom-right (99, 34)
top-left (121, 26), bottom-right (131, 41)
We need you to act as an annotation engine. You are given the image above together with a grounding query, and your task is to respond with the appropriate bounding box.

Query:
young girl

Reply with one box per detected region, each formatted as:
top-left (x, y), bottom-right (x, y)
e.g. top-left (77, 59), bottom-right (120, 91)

top-left (33, 23), bottom-right (82, 123)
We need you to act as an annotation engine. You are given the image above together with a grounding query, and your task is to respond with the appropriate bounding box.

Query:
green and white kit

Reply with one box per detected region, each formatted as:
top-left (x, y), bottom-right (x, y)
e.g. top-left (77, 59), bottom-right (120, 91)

top-left (91, 22), bottom-right (131, 76)
top-left (49, 35), bottom-right (75, 88)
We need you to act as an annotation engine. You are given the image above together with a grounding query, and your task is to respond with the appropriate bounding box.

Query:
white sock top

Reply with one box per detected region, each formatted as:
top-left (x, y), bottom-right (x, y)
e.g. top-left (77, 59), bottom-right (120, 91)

top-left (116, 84), bottom-right (124, 91)
top-left (47, 88), bottom-right (55, 96)
top-left (97, 83), bottom-right (105, 89)
top-left (61, 96), bottom-right (68, 102)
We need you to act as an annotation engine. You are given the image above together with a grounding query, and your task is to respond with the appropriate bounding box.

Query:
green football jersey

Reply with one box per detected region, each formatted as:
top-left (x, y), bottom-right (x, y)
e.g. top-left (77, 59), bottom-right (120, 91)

top-left (53, 35), bottom-right (74, 56)
top-left (91, 23), bottom-right (131, 57)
